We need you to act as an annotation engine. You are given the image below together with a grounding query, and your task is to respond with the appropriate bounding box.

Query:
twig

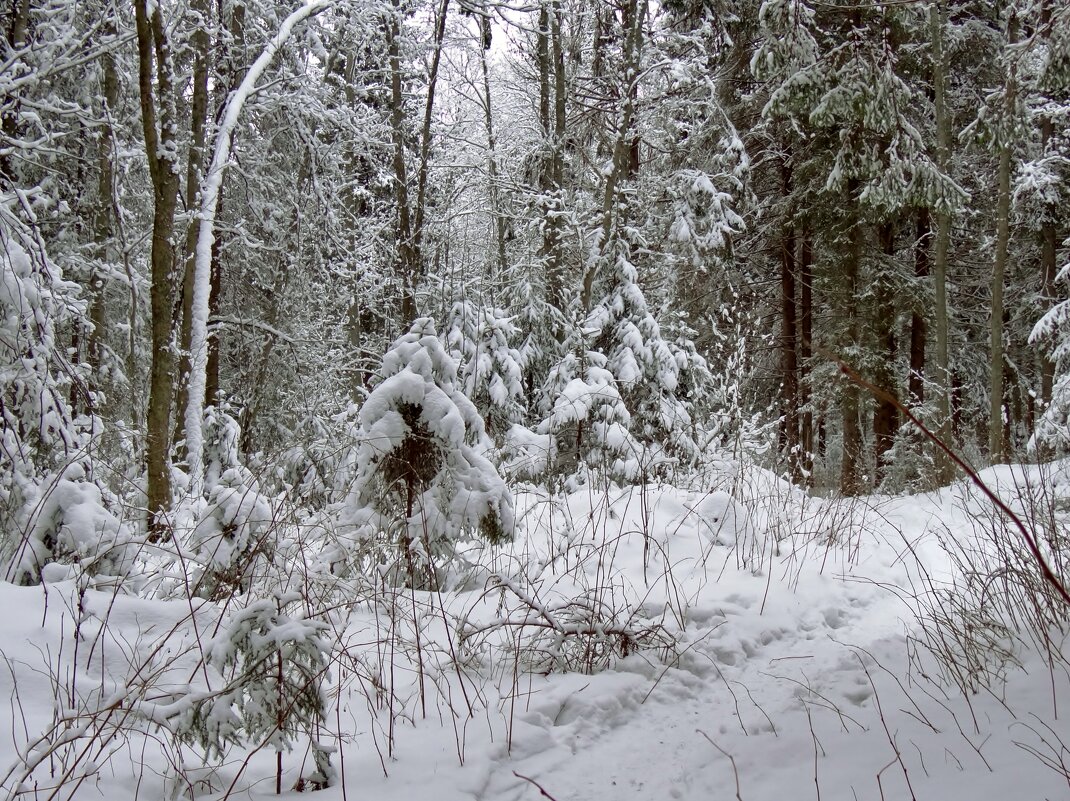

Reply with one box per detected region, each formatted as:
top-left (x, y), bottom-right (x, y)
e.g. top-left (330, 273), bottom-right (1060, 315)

top-left (513, 770), bottom-right (562, 800)
top-left (697, 729), bottom-right (744, 801)
top-left (805, 704), bottom-right (823, 801)
top-left (854, 652), bottom-right (918, 801)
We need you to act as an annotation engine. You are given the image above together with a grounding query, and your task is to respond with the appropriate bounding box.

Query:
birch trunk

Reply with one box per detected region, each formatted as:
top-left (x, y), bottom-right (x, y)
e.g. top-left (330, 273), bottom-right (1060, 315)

top-left (184, 0), bottom-right (334, 497)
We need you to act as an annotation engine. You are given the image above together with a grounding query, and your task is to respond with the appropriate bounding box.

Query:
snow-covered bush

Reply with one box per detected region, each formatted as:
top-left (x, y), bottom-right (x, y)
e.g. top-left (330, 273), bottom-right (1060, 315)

top-left (186, 469), bottom-right (275, 600)
top-left (459, 570), bottom-right (674, 674)
top-left (185, 407), bottom-right (275, 599)
top-left (7, 461), bottom-right (134, 585)
top-left (500, 424), bottom-right (557, 481)
top-left (338, 318), bottom-right (514, 584)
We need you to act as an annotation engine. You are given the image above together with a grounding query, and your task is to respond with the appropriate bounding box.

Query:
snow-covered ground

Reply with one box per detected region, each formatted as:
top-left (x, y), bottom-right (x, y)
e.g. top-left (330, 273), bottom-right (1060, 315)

top-left (3, 461), bottom-right (1070, 800)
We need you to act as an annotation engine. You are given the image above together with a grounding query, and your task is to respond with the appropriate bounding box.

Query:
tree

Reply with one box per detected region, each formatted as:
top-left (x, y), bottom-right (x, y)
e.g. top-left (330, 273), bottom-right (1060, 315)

top-left (339, 318), bottom-right (513, 585)
top-left (988, 7), bottom-right (1020, 463)
top-left (135, 0), bottom-right (185, 531)
top-left (179, 591), bottom-right (330, 795)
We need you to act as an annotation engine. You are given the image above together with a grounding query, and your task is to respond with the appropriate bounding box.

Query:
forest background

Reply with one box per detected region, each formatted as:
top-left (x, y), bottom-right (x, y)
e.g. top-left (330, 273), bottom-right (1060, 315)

top-left (3, 0), bottom-right (1069, 543)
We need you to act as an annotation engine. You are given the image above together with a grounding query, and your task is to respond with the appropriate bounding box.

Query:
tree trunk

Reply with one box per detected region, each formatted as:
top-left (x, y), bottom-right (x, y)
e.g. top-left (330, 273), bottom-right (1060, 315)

top-left (478, 34), bottom-right (508, 279)
top-left (1041, 192), bottom-right (1057, 405)
top-left (551, 0), bottom-right (566, 187)
top-left (173, 0), bottom-right (212, 453)
top-left (909, 209), bottom-right (929, 406)
top-left (622, 0), bottom-right (640, 178)
top-left (989, 12), bottom-right (1017, 464)
top-left (88, 19), bottom-right (119, 411)
top-left (537, 3), bottom-right (550, 140)
top-left (387, 0), bottom-right (418, 325)
top-left (872, 224), bottom-right (898, 484)
top-left (931, 0), bottom-right (955, 483)
top-left (206, 181), bottom-right (223, 408)
top-left (0, 0), bottom-right (30, 186)
top-left (1039, 0), bottom-right (1056, 407)
top-left (840, 182), bottom-right (865, 496)
top-left (799, 228), bottom-right (814, 483)
top-left (581, 0), bottom-right (646, 313)
top-left (388, 0), bottom-right (449, 327)
top-left (136, 0), bottom-right (183, 533)
top-left (779, 160), bottom-right (800, 481)
top-left (538, 0), bottom-right (567, 317)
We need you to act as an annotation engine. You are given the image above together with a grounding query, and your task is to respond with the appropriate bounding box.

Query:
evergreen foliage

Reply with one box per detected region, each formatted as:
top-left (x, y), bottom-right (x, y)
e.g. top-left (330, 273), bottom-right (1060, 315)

top-left (339, 318), bottom-right (514, 580)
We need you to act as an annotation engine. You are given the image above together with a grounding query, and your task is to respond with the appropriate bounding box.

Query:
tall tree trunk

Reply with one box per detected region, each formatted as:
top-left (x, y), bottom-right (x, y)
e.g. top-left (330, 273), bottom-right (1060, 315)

top-left (989, 12), bottom-right (1017, 464)
top-left (910, 209), bottom-right (929, 406)
top-left (622, 0), bottom-right (640, 178)
top-left (478, 32), bottom-right (508, 279)
top-left (840, 182), bottom-right (865, 496)
top-left (0, 0), bottom-right (30, 186)
top-left (390, 0), bottom-right (449, 326)
top-left (206, 181), bottom-right (223, 407)
top-left (931, 0), bottom-right (954, 483)
top-left (537, 0), bottom-right (567, 317)
top-left (799, 228), bottom-right (814, 483)
top-left (1039, 0), bottom-right (1056, 407)
top-left (409, 0), bottom-right (450, 322)
top-left (581, 0), bottom-right (646, 313)
top-left (173, 0), bottom-right (212, 452)
top-left (537, 3), bottom-right (550, 140)
top-left (551, 0), bottom-right (566, 188)
top-left (872, 224), bottom-right (898, 484)
top-left (387, 0), bottom-right (418, 325)
top-left (1041, 180), bottom-right (1057, 405)
top-left (88, 17), bottom-right (119, 411)
top-left (779, 159), bottom-right (800, 481)
top-left (136, 0), bottom-right (183, 532)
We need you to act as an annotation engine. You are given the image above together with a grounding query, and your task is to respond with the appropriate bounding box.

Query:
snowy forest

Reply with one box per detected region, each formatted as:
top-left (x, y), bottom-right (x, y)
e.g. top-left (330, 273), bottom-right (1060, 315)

top-left (2, 0), bottom-right (1070, 798)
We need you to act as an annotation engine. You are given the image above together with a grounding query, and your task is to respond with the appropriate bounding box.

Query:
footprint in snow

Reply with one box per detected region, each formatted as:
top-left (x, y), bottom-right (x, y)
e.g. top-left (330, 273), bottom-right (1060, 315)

top-left (822, 607), bottom-right (847, 629)
top-left (843, 685), bottom-right (873, 706)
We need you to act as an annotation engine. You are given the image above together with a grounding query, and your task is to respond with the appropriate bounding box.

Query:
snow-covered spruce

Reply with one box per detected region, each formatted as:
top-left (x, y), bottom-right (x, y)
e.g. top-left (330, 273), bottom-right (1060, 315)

top-left (1031, 251), bottom-right (1070, 453)
top-left (174, 591), bottom-right (330, 767)
top-left (532, 236), bottom-right (702, 484)
top-left (337, 318), bottom-right (514, 583)
top-left (443, 299), bottom-right (526, 440)
top-left (537, 345), bottom-right (639, 483)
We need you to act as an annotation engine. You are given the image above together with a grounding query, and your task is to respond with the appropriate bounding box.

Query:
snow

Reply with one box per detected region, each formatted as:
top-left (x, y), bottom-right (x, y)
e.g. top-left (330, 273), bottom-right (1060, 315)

top-left (3, 463), bottom-right (1070, 799)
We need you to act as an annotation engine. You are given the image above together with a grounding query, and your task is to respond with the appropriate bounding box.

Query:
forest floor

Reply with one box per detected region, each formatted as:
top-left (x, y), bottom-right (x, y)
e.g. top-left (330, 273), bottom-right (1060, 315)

top-left (2, 461), bottom-right (1069, 800)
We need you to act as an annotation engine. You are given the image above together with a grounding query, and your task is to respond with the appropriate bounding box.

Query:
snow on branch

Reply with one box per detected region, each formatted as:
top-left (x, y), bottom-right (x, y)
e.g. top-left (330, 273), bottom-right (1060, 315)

top-left (184, 0), bottom-right (335, 498)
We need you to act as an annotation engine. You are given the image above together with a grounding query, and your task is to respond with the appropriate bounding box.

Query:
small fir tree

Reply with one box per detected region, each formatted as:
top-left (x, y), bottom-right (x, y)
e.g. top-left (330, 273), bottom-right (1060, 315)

top-left (340, 318), bottom-right (514, 584)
